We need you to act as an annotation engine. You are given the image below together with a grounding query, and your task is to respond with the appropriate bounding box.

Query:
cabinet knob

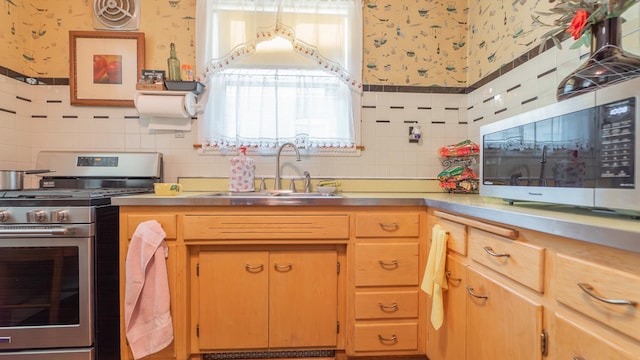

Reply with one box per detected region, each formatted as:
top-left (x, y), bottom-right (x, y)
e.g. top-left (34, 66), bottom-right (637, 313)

top-left (577, 282), bottom-right (637, 306)
top-left (465, 285), bottom-right (488, 300)
top-left (378, 259), bottom-right (399, 268)
top-left (482, 246), bottom-right (510, 258)
top-left (378, 302), bottom-right (399, 312)
top-left (244, 264), bottom-right (264, 272)
top-left (378, 222), bottom-right (399, 231)
top-left (273, 263), bottom-right (293, 272)
top-left (377, 334), bottom-right (398, 343)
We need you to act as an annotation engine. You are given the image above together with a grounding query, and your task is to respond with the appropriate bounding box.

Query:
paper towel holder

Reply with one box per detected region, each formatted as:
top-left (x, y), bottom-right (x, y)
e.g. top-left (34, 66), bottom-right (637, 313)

top-left (134, 90), bottom-right (198, 118)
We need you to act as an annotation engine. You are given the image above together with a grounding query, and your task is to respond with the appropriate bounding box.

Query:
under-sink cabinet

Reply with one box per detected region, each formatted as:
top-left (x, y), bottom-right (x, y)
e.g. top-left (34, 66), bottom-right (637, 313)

top-left (193, 248), bottom-right (339, 351)
top-left (119, 206), bottom-right (427, 360)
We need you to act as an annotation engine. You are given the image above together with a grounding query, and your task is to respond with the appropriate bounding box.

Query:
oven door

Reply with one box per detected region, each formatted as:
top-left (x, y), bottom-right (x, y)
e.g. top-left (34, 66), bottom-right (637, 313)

top-left (0, 234), bottom-right (93, 351)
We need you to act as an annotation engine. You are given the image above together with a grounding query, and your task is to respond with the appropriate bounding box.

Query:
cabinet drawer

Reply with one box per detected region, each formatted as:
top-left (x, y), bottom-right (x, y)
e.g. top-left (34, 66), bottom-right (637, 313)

top-left (556, 253), bottom-right (640, 342)
top-left (436, 217), bottom-right (467, 256)
top-left (127, 214), bottom-right (177, 239)
top-left (355, 213), bottom-right (420, 238)
top-left (355, 291), bottom-right (419, 319)
top-left (353, 322), bottom-right (418, 352)
top-left (355, 243), bottom-right (419, 286)
top-left (469, 228), bottom-right (544, 293)
top-left (554, 313), bottom-right (639, 360)
top-left (183, 215), bottom-right (349, 240)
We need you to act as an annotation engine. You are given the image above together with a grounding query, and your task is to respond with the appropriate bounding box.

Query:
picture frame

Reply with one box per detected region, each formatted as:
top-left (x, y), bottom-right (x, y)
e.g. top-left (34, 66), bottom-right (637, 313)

top-left (69, 31), bottom-right (145, 107)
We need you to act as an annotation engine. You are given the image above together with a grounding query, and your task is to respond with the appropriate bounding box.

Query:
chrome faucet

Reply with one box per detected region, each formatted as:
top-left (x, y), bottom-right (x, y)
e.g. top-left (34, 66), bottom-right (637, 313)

top-left (539, 145), bottom-right (548, 187)
top-left (303, 171), bottom-right (311, 193)
top-left (275, 142), bottom-right (301, 190)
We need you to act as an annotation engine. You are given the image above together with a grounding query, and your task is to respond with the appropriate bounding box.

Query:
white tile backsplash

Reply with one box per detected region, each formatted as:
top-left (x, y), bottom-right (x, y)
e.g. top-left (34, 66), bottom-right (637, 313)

top-left (1, 5), bottom-right (638, 182)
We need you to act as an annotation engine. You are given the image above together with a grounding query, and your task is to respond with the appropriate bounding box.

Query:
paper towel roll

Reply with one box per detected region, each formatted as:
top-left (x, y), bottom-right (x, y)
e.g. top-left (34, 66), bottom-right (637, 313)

top-left (136, 94), bottom-right (192, 119)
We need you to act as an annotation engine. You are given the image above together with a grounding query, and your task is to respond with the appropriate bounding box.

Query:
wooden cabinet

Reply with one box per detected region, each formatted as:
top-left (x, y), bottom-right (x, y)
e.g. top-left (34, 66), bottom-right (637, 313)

top-left (183, 214), bottom-right (349, 240)
top-left (426, 208), bottom-right (640, 360)
top-left (552, 251), bottom-right (640, 359)
top-left (465, 266), bottom-right (543, 360)
top-left (427, 211), bottom-right (543, 360)
top-left (195, 249), bottom-right (338, 351)
top-left (554, 313), bottom-right (638, 360)
top-left (426, 255), bottom-right (466, 360)
top-left (555, 253), bottom-right (640, 342)
top-left (349, 210), bottom-right (427, 356)
top-left (120, 213), bottom-right (179, 360)
top-left (468, 227), bottom-right (545, 293)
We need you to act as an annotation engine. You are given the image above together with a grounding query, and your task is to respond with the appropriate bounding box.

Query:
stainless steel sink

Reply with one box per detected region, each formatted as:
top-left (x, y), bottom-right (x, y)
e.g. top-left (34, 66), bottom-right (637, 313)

top-left (204, 190), bottom-right (341, 198)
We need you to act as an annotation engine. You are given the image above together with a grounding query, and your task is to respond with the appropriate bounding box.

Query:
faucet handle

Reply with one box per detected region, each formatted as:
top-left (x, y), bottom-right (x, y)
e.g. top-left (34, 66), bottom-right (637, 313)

top-left (259, 177), bottom-right (267, 191)
top-left (289, 178), bottom-right (296, 192)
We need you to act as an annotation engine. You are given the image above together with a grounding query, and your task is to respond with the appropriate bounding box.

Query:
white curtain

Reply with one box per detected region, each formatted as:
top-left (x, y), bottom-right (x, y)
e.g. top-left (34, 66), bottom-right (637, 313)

top-left (195, 0), bottom-right (363, 152)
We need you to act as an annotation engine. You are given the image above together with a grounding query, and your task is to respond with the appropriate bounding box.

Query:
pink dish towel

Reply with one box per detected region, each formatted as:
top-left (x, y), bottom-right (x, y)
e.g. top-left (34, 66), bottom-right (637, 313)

top-left (125, 220), bottom-right (174, 360)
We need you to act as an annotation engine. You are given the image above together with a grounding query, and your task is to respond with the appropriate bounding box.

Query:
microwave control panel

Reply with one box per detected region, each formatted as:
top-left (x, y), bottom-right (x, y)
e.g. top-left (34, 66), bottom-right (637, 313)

top-left (598, 97), bottom-right (635, 189)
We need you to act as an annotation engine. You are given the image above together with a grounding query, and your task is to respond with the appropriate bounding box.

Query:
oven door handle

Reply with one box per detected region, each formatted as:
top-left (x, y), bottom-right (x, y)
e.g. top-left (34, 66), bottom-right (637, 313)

top-left (0, 226), bottom-right (70, 236)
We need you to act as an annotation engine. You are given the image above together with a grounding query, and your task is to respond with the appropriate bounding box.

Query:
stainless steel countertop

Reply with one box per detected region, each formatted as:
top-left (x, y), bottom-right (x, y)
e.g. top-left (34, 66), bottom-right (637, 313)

top-left (112, 191), bottom-right (640, 253)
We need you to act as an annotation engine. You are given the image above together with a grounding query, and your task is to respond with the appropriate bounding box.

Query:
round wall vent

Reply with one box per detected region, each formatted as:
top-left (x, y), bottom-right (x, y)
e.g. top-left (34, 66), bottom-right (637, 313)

top-left (93, 0), bottom-right (140, 30)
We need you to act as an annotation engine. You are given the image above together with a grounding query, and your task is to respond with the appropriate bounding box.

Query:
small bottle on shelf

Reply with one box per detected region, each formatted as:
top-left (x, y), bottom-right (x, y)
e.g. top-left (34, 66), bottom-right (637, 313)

top-left (181, 64), bottom-right (193, 81)
top-left (167, 43), bottom-right (182, 81)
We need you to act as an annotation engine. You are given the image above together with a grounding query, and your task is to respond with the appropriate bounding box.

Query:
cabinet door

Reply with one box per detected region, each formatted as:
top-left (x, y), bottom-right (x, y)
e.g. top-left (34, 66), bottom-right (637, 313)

top-left (427, 255), bottom-right (467, 360)
top-left (554, 313), bottom-right (639, 360)
top-left (198, 251), bottom-right (269, 350)
top-left (465, 267), bottom-right (543, 360)
top-left (269, 250), bottom-right (338, 348)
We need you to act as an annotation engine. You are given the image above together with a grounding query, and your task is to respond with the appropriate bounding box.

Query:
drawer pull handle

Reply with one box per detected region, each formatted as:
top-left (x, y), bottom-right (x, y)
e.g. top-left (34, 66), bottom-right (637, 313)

top-left (483, 246), bottom-right (510, 258)
top-left (378, 259), bottom-right (399, 268)
top-left (378, 222), bottom-right (399, 231)
top-left (446, 271), bottom-right (462, 284)
top-left (577, 283), bottom-right (637, 306)
top-left (274, 263), bottom-right (293, 272)
top-left (466, 285), bottom-right (488, 300)
top-left (378, 302), bottom-right (399, 311)
top-left (377, 334), bottom-right (398, 343)
top-left (572, 357), bottom-right (585, 360)
top-left (245, 264), bottom-right (264, 272)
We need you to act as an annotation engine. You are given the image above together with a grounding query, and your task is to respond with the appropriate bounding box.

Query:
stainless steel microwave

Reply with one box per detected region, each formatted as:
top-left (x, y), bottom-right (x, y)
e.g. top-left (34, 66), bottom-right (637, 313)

top-left (480, 77), bottom-right (639, 216)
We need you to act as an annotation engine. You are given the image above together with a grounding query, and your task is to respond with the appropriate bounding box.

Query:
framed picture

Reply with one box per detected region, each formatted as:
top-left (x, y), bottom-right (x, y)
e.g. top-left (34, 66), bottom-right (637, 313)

top-left (69, 31), bottom-right (145, 107)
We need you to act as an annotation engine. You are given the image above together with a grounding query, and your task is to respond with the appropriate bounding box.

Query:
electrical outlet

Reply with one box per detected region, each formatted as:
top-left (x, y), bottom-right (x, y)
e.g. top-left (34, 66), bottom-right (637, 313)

top-left (408, 126), bottom-right (422, 143)
top-left (175, 130), bottom-right (185, 138)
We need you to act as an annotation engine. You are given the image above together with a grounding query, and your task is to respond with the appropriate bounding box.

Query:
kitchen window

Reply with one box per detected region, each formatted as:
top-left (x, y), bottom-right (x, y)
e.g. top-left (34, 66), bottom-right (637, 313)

top-left (196, 0), bottom-right (363, 154)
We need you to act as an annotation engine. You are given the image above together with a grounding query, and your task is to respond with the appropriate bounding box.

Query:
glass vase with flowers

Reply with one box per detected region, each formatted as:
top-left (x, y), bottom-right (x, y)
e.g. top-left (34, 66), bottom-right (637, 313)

top-left (519, 0), bottom-right (640, 100)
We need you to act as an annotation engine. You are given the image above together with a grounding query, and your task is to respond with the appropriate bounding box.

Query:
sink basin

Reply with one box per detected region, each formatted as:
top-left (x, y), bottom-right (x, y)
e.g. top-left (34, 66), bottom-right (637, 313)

top-left (205, 190), bottom-right (342, 198)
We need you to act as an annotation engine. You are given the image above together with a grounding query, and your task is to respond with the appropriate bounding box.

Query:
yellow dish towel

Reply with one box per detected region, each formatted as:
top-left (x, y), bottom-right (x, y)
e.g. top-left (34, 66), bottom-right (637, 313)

top-left (420, 224), bottom-right (448, 330)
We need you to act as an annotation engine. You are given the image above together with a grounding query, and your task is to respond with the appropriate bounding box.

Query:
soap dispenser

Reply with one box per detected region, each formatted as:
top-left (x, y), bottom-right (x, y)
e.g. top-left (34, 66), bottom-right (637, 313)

top-left (228, 147), bottom-right (255, 192)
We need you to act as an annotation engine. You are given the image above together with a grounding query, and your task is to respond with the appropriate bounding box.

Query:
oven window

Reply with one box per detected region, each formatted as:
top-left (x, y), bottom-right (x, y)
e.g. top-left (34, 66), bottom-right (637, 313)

top-left (0, 247), bottom-right (80, 327)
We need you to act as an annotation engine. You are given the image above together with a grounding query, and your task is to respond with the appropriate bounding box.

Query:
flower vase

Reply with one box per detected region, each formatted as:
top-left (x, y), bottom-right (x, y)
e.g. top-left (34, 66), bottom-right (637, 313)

top-left (557, 17), bottom-right (640, 101)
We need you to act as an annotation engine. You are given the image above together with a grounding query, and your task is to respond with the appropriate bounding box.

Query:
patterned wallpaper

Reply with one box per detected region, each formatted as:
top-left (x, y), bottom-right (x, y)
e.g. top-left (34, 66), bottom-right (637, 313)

top-left (466, 0), bottom-right (555, 85)
top-left (0, 0), bottom-right (195, 79)
top-left (362, 0), bottom-right (469, 87)
top-left (0, 0), bottom-right (590, 87)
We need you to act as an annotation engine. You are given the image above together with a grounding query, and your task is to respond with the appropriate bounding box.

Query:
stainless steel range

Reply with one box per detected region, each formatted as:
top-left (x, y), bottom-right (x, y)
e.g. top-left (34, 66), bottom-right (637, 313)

top-left (0, 151), bottom-right (162, 360)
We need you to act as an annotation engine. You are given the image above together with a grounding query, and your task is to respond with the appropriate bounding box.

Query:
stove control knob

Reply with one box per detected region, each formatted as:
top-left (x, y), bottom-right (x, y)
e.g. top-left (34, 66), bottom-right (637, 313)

top-left (0, 210), bottom-right (9, 222)
top-left (28, 209), bottom-right (47, 223)
top-left (53, 210), bottom-right (69, 222)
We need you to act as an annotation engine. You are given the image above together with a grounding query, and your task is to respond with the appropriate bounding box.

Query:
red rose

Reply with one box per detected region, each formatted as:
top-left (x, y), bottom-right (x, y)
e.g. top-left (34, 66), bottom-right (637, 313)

top-left (566, 10), bottom-right (589, 40)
